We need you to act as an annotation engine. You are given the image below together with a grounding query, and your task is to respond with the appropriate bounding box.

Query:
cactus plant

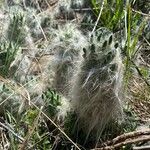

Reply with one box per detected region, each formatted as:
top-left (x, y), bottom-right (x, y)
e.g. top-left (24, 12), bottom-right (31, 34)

top-left (71, 28), bottom-right (124, 139)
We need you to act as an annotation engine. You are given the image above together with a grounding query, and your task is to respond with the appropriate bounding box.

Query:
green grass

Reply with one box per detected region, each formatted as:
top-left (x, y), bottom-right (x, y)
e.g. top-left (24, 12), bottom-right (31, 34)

top-left (0, 42), bottom-right (20, 77)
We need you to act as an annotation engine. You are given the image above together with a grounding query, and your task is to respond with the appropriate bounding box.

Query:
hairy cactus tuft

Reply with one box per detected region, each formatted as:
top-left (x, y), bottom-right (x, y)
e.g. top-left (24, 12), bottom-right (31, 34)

top-left (71, 28), bottom-right (124, 138)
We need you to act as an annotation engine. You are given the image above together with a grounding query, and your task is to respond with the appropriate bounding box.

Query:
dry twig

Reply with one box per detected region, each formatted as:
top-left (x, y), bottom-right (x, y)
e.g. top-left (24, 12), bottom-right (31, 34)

top-left (131, 8), bottom-right (150, 17)
top-left (91, 130), bottom-right (150, 150)
top-left (133, 145), bottom-right (150, 150)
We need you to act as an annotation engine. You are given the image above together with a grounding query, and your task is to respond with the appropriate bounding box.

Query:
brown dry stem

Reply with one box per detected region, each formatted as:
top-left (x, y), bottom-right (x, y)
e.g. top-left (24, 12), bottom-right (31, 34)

top-left (92, 129), bottom-right (150, 150)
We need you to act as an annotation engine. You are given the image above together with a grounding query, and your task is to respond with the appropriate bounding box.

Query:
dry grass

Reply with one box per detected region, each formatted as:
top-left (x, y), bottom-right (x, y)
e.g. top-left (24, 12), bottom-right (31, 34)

top-left (128, 75), bottom-right (150, 121)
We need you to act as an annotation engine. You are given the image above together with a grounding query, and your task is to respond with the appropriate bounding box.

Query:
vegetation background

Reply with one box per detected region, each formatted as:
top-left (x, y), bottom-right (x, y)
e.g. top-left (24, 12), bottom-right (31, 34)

top-left (0, 0), bottom-right (149, 150)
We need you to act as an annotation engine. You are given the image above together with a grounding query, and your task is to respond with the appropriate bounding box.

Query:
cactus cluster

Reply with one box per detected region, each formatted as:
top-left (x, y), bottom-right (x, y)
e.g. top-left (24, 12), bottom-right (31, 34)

top-left (0, 0), bottom-right (125, 144)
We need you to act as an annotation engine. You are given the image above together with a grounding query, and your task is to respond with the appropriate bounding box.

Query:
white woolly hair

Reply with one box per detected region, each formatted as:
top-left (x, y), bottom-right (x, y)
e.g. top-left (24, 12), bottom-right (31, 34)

top-left (47, 0), bottom-right (72, 20)
top-left (57, 0), bottom-right (72, 12)
top-left (71, 0), bottom-right (88, 8)
top-left (10, 22), bottom-right (88, 108)
top-left (70, 28), bottom-right (124, 138)
top-left (56, 95), bottom-right (71, 121)
top-left (51, 23), bottom-right (87, 50)
top-left (50, 23), bottom-right (88, 95)
top-left (0, 10), bottom-right (9, 40)
top-left (48, 0), bottom-right (89, 21)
